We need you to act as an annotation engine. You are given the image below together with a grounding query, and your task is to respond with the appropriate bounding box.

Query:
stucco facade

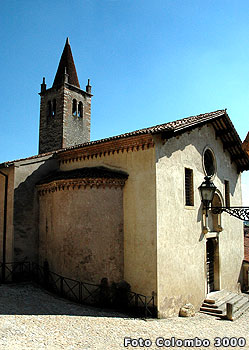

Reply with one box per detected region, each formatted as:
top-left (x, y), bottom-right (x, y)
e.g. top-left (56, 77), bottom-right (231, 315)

top-left (58, 138), bottom-right (157, 296)
top-left (38, 183), bottom-right (125, 283)
top-left (155, 124), bottom-right (244, 317)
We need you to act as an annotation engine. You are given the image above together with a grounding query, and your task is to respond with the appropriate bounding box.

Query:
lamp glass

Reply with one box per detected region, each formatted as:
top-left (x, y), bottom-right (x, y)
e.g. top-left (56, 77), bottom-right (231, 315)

top-left (199, 176), bottom-right (217, 205)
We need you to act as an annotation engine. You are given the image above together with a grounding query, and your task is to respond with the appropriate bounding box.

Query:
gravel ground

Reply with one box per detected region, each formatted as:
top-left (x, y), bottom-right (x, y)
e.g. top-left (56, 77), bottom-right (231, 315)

top-left (0, 283), bottom-right (248, 350)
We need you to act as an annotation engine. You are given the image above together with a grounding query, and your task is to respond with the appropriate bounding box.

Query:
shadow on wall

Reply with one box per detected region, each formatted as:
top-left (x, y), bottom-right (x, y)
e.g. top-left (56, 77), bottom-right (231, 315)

top-left (0, 283), bottom-right (128, 318)
top-left (155, 128), bottom-right (238, 197)
top-left (13, 158), bottom-right (59, 262)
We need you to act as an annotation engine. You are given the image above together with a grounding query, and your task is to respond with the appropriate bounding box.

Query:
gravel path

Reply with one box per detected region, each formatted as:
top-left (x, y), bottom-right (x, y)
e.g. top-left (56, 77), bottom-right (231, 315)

top-left (0, 283), bottom-right (248, 350)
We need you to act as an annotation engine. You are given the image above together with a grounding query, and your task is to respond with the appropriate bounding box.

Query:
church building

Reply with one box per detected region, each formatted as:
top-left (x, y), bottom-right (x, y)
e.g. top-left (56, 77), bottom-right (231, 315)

top-left (0, 38), bottom-right (249, 317)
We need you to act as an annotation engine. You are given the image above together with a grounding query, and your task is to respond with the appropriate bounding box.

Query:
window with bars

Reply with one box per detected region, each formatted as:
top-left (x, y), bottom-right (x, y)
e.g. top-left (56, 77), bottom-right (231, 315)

top-left (185, 168), bottom-right (194, 206)
top-left (225, 180), bottom-right (230, 207)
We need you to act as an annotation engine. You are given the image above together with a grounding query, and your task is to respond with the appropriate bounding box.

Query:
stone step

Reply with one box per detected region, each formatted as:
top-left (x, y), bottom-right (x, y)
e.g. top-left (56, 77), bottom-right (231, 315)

top-left (232, 296), bottom-right (248, 312)
top-left (204, 290), bottom-right (230, 304)
top-left (226, 296), bottom-right (249, 320)
top-left (200, 306), bottom-right (223, 314)
top-left (200, 310), bottom-right (226, 317)
top-left (222, 294), bottom-right (243, 308)
top-left (231, 300), bottom-right (249, 321)
top-left (202, 293), bottom-right (239, 309)
top-left (202, 302), bottom-right (219, 309)
top-left (200, 291), bottom-right (249, 320)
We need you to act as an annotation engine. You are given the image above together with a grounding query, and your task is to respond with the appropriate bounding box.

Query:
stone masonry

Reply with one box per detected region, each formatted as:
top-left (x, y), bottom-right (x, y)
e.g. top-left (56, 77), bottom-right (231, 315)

top-left (38, 38), bottom-right (92, 154)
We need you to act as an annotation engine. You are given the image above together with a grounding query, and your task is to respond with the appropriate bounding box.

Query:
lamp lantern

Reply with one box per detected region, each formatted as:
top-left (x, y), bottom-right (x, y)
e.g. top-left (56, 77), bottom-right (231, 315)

top-left (199, 176), bottom-right (217, 216)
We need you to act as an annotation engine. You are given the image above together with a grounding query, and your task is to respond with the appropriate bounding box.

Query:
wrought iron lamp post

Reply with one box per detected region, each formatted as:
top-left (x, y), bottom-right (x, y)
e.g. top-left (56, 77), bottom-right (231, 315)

top-left (199, 176), bottom-right (249, 221)
top-left (198, 176), bottom-right (217, 217)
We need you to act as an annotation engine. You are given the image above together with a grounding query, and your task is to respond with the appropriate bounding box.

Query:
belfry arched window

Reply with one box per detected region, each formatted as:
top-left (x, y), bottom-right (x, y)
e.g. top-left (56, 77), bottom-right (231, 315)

top-left (52, 99), bottom-right (56, 116)
top-left (47, 101), bottom-right (52, 117)
top-left (72, 99), bottom-right (77, 116)
top-left (78, 102), bottom-right (83, 118)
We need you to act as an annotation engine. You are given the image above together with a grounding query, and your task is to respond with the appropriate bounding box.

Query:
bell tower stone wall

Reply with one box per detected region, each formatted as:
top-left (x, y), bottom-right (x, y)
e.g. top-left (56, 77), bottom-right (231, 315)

top-left (38, 38), bottom-right (92, 154)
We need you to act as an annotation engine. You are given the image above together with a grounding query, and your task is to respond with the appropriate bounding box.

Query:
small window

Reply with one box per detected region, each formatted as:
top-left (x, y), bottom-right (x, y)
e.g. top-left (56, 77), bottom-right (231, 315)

top-left (72, 99), bottom-right (77, 116)
top-left (78, 102), bottom-right (83, 118)
top-left (204, 148), bottom-right (216, 177)
top-left (52, 99), bottom-right (56, 116)
top-left (47, 101), bottom-right (52, 117)
top-left (225, 180), bottom-right (230, 207)
top-left (185, 168), bottom-right (194, 206)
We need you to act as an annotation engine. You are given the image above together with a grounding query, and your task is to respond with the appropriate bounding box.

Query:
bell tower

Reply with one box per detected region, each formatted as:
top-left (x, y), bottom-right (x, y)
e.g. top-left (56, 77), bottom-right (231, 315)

top-left (38, 38), bottom-right (92, 154)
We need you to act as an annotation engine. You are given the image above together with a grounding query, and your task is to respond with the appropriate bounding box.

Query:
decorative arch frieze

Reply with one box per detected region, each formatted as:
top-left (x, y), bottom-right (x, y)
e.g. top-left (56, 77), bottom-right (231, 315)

top-left (37, 177), bottom-right (126, 195)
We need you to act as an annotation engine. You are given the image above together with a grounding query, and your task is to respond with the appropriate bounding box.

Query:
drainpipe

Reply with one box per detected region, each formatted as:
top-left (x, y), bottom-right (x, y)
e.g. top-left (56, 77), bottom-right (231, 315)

top-left (0, 169), bottom-right (8, 283)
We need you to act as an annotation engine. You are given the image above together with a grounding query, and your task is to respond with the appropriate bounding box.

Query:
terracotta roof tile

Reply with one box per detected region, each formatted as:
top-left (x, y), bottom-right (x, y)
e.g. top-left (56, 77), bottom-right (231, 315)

top-left (61, 109), bottom-right (227, 151)
top-left (1, 109), bottom-right (248, 171)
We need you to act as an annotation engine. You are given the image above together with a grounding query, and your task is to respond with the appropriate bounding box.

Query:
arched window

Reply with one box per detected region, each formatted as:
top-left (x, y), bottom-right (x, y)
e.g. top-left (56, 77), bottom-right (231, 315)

top-left (203, 148), bottom-right (216, 177)
top-left (47, 101), bottom-right (52, 117)
top-left (52, 99), bottom-right (56, 116)
top-left (211, 193), bottom-right (223, 232)
top-left (78, 102), bottom-right (83, 118)
top-left (72, 99), bottom-right (77, 116)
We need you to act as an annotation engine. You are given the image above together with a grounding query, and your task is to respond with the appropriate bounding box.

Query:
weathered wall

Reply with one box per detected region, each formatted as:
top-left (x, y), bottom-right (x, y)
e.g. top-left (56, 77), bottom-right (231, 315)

top-left (59, 144), bottom-right (157, 296)
top-left (243, 262), bottom-right (249, 290)
top-left (39, 84), bottom-right (91, 154)
top-left (38, 184), bottom-right (124, 284)
top-left (155, 124), bottom-right (243, 317)
top-left (0, 166), bottom-right (15, 263)
top-left (13, 156), bottom-right (58, 262)
top-left (63, 84), bottom-right (91, 148)
top-left (39, 86), bottom-right (64, 153)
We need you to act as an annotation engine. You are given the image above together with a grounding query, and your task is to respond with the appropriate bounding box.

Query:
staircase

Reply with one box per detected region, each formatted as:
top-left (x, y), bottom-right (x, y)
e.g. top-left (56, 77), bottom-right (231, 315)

top-left (200, 290), bottom-right (249, 321)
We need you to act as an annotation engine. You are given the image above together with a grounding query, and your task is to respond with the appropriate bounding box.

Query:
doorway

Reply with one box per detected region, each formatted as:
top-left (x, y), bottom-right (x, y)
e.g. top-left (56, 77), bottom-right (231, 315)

top-left (206, 238), bottom-right (219, 293)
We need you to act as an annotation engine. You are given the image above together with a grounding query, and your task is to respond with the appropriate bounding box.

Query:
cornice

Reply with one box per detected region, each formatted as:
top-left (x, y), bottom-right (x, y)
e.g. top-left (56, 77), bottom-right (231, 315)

top-left (37, 177), bottom-right (126, 195)
top-left (58, 134), bottom-right (154, 165)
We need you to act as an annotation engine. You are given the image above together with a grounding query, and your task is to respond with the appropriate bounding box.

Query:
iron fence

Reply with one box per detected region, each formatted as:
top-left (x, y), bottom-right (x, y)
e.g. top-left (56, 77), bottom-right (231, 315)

top-left (0, 261), bottom-right (31, 283)
top-left (31, 262), bottom-right (101, 306)
top-left (0, 261), bottom-right (157, 318)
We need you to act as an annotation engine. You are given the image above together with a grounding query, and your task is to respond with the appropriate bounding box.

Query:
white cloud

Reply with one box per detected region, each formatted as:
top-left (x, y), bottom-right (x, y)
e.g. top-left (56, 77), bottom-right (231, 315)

top-left (242, 172), bottom-right (249, 207)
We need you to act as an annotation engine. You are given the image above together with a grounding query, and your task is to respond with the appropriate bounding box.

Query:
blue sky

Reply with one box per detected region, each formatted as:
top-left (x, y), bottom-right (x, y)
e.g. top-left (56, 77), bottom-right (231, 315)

top-left (0, 0), bottom-right (248, 204)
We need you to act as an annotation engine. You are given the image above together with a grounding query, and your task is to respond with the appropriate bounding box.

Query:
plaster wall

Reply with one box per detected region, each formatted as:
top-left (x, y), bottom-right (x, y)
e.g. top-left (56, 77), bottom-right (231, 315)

top-left (13, 156), bottom-right (58, 262)
top-left (0, 166), bottom-right (15, 263)
top-left (38, 185), bottom-right (124, 284)
top-left (59, 146), bottom-right (157, 297)
top-left (155, 124), bottom-right (243, 317)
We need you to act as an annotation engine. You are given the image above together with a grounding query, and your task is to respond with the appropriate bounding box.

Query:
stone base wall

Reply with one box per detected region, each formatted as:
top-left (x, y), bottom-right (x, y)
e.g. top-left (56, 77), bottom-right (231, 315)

top-left (38, 182), bottom-right (124, 284)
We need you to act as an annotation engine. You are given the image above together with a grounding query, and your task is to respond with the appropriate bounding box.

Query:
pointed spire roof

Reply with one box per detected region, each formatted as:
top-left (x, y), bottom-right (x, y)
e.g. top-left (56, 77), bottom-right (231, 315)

top-left (53, 38), bottom-right (80, 88)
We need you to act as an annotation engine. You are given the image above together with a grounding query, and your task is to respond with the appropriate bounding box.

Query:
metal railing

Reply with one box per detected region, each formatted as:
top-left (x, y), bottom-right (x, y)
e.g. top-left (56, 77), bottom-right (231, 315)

top-left (31, 262), bottom-right (101, 305)
top-left (0, 261), bottom-right (156, 318)
top-left (0, 261), bottom-right (31, 283)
